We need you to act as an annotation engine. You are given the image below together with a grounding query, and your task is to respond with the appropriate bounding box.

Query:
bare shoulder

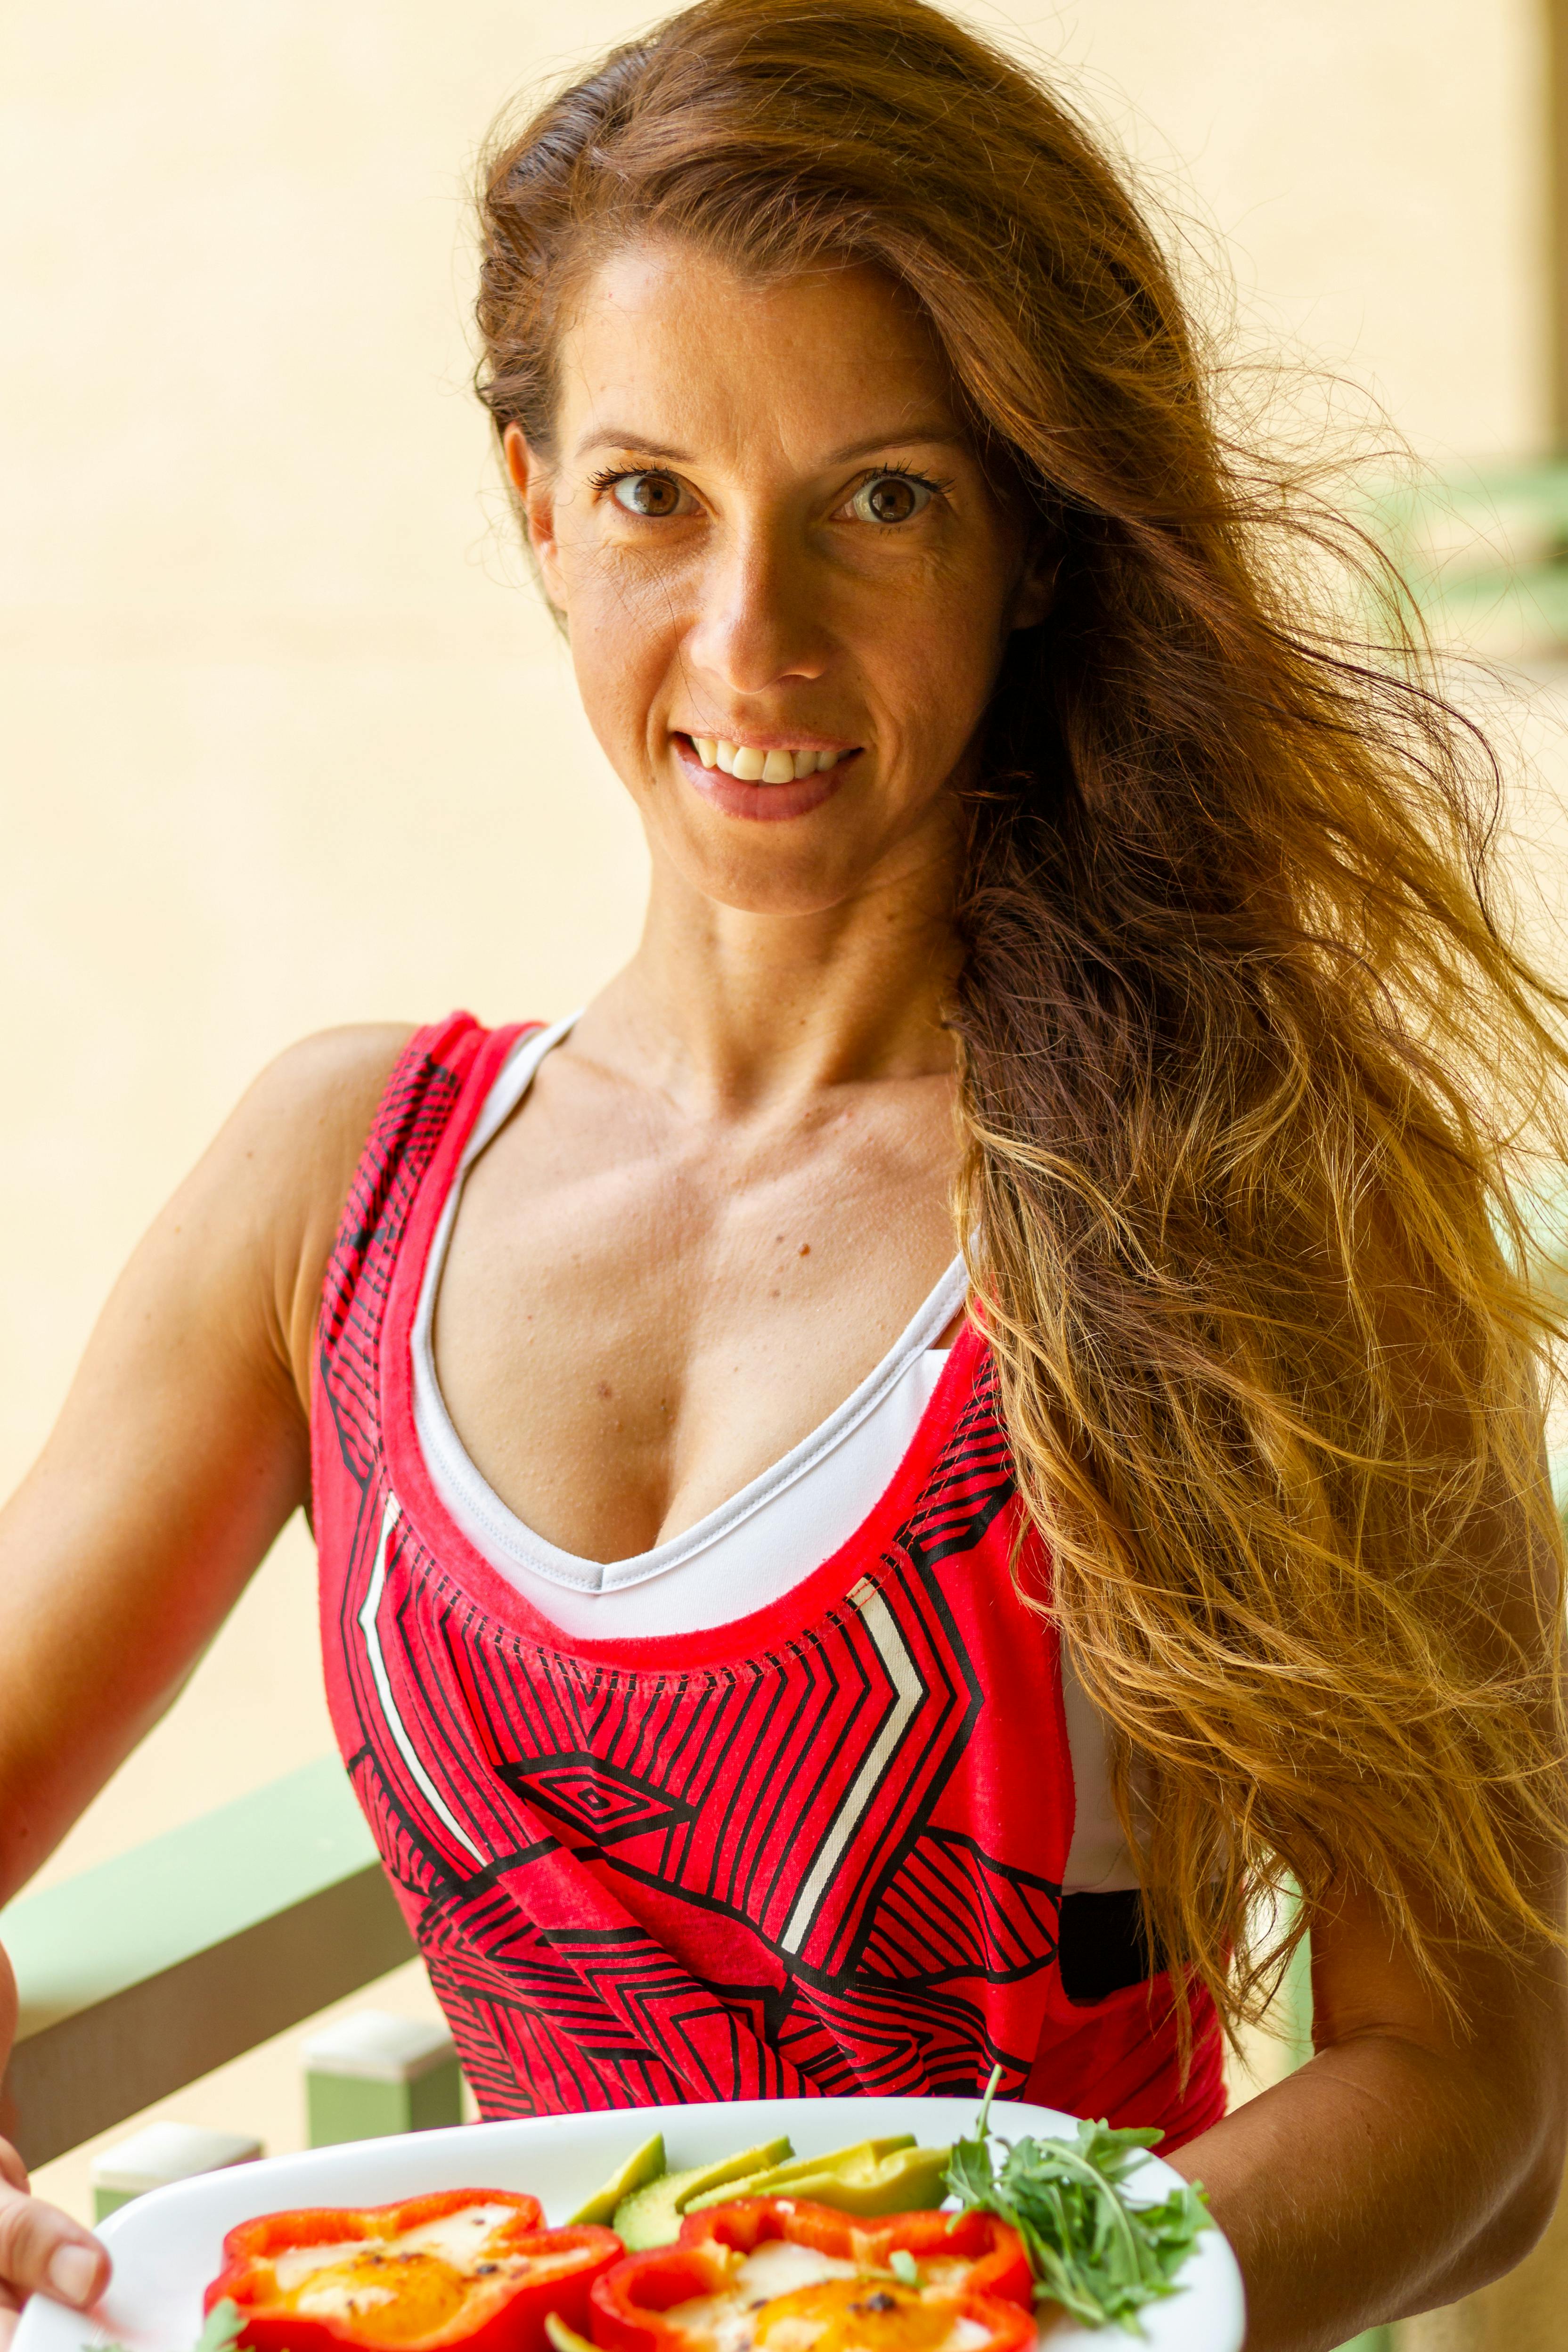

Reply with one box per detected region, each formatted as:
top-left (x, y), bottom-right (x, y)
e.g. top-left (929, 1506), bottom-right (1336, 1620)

top-left (175, 1022), bottom-right (418, 1399)
top-left (234, 1022), bottom-right (418, 1172)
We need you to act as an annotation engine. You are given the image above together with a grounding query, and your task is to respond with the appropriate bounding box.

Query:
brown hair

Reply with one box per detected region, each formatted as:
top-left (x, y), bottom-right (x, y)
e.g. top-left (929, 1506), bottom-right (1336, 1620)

top-left (474, 0), bottom-right (1568, 2036)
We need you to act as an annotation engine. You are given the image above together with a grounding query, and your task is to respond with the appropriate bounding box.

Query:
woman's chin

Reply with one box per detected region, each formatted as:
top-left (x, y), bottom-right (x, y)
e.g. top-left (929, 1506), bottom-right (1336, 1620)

top-left (639, 738), bottom-right (958, 917)
top-left (654, 829), bottom-right (944, 923)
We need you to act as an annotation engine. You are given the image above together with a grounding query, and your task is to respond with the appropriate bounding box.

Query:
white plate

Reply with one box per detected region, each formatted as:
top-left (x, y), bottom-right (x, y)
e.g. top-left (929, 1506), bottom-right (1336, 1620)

top-left (18, 2098), bottom-right (1243, 2352)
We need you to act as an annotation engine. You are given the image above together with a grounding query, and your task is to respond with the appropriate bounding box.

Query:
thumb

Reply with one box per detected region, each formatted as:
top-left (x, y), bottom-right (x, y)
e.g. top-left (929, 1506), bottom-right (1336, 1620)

top-left (0, 2185), bottom-right (109, 2310)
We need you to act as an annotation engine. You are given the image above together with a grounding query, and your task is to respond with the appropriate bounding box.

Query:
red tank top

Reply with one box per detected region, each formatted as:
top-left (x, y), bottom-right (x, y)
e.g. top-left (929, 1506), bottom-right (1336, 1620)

top-left (311, 1017), bottom-right (1225, 2147)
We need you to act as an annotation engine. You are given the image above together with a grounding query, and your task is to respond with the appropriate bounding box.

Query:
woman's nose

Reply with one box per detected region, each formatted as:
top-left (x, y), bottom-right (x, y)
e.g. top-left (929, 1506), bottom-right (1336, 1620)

top-left (684, 529), bottom-right (827, 695)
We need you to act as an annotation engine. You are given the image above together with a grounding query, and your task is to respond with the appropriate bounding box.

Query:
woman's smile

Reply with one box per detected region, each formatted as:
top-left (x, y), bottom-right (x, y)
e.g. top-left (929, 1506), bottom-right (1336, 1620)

top-left (670, 730), bottom-right (861, 823)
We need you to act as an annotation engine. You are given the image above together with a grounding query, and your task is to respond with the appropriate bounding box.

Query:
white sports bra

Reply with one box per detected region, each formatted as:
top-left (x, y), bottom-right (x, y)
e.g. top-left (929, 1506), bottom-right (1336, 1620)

top-left (412, 1016), bottom-right (1135, 1895)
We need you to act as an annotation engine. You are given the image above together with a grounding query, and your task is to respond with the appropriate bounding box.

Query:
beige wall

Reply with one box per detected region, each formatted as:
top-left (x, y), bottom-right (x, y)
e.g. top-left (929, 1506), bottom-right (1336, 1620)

top-left (3, 0), bottom-right (1560, 2289)
top-left (1070, 0), bottom-right (1544, 462)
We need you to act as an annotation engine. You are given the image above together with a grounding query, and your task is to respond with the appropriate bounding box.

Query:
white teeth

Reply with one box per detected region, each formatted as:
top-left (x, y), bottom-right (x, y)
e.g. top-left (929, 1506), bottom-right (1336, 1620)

top-left (701, 737), bottom-right (846, 780)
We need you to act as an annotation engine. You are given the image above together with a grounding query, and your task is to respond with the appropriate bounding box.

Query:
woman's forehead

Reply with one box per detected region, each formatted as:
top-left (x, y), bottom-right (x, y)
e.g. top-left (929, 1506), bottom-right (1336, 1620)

top-left (555, 238), bottom-right (967, 472)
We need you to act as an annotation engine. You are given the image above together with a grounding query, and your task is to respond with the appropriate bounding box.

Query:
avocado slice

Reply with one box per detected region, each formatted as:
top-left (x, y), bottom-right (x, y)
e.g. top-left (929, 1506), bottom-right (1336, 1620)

top-left (687, 2132), bottom-right (915, 2196)
top-left (684, 2135), bottom-right (952, 2216)
top-left (612, 2134), bottom-right (794, 2249)
top-left (568, 2129), bottom-right (667, 2226)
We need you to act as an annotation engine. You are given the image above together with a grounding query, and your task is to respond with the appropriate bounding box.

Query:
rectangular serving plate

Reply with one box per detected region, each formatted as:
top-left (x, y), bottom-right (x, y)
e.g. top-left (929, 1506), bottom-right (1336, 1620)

top-left (16, 2097), bottom-right (1243, 2352)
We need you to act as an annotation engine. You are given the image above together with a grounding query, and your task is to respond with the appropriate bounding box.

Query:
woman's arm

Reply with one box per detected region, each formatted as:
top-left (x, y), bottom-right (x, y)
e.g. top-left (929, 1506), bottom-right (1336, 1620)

top-left (0, 1022), bottom-right (408, 2333)
top-left (1167, 1876), bottom-right (1568, 2352)
top-left (0, 1024), bottom-right (409, 1895)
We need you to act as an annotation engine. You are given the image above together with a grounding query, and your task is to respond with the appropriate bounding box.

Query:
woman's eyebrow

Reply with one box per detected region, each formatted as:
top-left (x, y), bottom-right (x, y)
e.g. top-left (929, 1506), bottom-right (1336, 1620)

top-left (822, 424), bottom-right (966, 463)
top-left (572, 424), bottom-right (968, 465)
top-left (574, 429), bottom-right (693, 463)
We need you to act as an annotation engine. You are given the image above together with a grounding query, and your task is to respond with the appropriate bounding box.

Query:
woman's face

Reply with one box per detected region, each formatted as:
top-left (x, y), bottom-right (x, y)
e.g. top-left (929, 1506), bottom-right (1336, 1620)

top-left (507, 240), bottom-right (1049, 917)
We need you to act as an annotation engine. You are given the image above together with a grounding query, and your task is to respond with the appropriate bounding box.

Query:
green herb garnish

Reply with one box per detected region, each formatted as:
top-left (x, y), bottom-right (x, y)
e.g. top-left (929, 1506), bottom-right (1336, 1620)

top-left (888, 2249), bottom-right (920, 2287)
top-left (192, 2301), bottom-right (245, 2352)
top-left (945, 2069), bottom-right (1211, 2332)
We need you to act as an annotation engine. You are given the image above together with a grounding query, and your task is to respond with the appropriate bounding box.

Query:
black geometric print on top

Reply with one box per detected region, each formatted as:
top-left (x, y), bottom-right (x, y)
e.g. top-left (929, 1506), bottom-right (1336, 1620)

top-left (432, 1501), bottom-right (993, 1974)
top-left (502, 1754), bottom-right (698, 1846)
top-left (359, 1454), bottom-right (1045, 2097)
top-left (320, 1049), bottom-right (462, 1489)
top-left (318, 1027), bottom-right (1067, 2120)
top-left (857, 1827), bottom-right (1061, 1985)
top-left (775, 1971), bottom-right (1015, 2097)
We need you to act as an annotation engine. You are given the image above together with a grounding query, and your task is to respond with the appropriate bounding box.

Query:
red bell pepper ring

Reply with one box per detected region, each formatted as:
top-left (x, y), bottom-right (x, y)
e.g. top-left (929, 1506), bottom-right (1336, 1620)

top-left (589, 2197), bottom-right (1040, 2350)
top-left (205, 2188), bottom-right (624, 2352)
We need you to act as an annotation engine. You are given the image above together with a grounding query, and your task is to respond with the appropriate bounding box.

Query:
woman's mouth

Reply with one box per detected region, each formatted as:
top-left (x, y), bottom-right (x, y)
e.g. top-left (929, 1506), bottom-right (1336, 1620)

top-left (670, 732), bottom-right (859, 821)
top-left (691, 736), bottom-right (845, 781)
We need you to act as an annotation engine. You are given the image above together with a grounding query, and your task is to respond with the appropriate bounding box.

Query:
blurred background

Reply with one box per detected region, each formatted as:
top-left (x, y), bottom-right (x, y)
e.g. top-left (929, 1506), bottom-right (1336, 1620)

top-left (5, 1), bottom-right (1568, 2344)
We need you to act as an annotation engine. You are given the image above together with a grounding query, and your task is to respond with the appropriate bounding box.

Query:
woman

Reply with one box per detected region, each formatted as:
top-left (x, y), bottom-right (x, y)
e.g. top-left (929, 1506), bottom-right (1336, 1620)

top-left (0, 1), bottom-right (1564, 2344)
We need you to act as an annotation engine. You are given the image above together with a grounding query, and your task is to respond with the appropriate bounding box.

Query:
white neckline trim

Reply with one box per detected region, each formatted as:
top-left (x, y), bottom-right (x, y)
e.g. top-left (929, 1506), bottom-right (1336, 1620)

top-left (412, 1017), bottom-right (969, 1598)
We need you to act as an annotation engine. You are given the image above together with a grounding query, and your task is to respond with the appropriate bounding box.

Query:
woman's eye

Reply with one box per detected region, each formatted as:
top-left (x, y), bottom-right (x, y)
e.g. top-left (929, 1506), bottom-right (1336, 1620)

top-left (848, 473), bottom-right (931, 525)
top-left (611, 472), bottom-right (683, 517)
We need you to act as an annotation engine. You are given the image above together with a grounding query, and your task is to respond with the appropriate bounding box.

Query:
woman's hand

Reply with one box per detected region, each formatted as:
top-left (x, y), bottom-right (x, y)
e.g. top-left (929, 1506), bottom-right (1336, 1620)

top-left (0, 1947), bottom-right (108, 2347)
top-left (0, 2141), bottom-right (109, 2350)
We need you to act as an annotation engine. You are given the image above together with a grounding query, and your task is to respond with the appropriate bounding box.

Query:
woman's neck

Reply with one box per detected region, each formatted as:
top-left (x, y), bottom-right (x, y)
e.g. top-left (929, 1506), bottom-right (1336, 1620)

top-left (578, 840), bottom-right (962, 1115)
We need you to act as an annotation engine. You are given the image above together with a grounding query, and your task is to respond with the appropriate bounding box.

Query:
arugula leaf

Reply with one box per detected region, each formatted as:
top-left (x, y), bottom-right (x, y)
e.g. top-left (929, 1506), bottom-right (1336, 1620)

top-left (941, 2131), bottom-right (997, 2207)
top-left (944, 2068), bottom-right (1211, 2332)
top-left (192, 2301), bottom-right (245, 2352)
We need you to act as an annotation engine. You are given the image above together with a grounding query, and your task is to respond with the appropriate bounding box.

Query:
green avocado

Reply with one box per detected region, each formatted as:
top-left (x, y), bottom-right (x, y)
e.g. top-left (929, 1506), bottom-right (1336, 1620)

top-left (612, 2134), bottom-right (795, 2249)
top-left (684, 2135), bottom-right (953, 2216)
top-left (567, 2130), bottom-right (667, 2226)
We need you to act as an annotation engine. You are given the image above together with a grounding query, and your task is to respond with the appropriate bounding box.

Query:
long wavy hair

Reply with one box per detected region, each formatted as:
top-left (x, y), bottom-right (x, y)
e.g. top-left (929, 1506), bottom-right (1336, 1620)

top-left (473, 0), bottom-right (1568, 2035)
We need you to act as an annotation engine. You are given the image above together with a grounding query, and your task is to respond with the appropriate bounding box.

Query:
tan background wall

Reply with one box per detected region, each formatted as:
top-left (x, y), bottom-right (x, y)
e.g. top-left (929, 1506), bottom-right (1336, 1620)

top-left (3, 0), bottom-right (1563, 2322)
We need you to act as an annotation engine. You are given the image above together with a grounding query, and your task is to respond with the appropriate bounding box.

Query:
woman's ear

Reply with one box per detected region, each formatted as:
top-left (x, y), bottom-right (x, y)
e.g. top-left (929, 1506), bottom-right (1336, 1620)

top-left (503, 423), bottom-right (567, 612)
top-left (1009, 535), bottom-right (1059, 632)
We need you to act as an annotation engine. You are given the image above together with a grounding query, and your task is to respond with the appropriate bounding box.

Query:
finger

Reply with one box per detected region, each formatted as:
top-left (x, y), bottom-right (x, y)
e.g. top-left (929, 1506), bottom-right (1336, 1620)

top-left (0, 2148), bottom-right (25, 2198)
top-left (0, 2188), bottom-right (109, 2310)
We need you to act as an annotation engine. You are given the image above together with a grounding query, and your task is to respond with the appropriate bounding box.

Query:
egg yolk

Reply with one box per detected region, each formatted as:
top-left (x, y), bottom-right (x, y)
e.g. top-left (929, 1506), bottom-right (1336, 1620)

top-left (283, 2251), bottom-right (471, 2343)
top-left (754, 2278), bottom-right (954, 2352)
